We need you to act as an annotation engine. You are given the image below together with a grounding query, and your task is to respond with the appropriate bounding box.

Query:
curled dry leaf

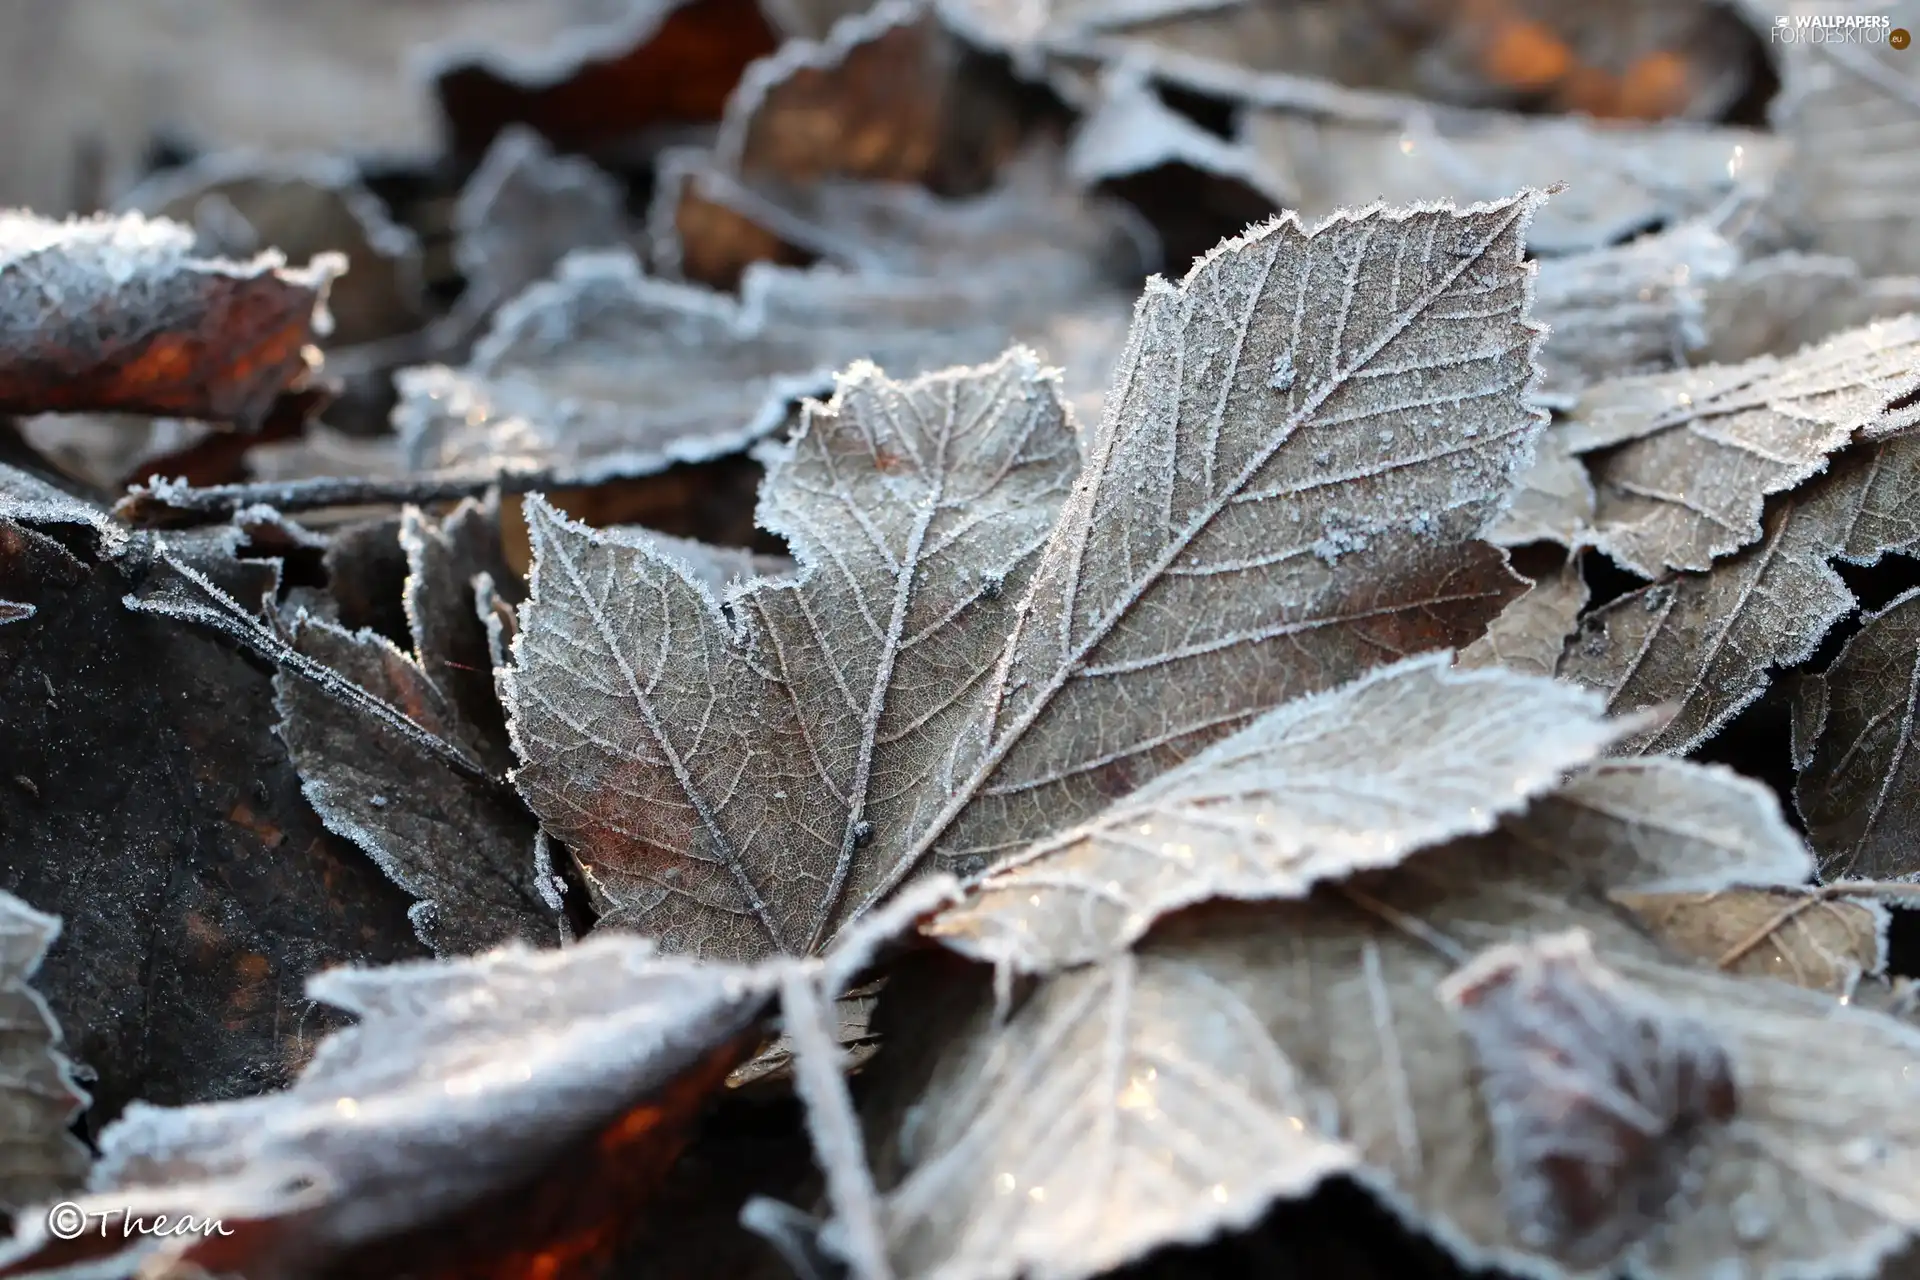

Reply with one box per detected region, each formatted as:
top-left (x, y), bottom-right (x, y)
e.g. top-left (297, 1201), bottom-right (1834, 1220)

top-left (1559, 432), bottom-right (1920, 756)
top-left (0, 212), bottom-right (340, 428)
top-left (399, 162), bottom-right (1141, 485)
top-left (1773, 30), bottom-right (1920, 276)
top-left (0, 890), bottom-right (90, 1221)
top-left (1793, 587), bottom-right (1920, 881)
top-left (927, 652), bottom-right (1625, 971)
top-left (121, 151), bottom-right (427, 348)
top-left (1455, 557), bottom-right (1588, 678)
top-left (875, 755), bottom-right (1920, 1280)
top-left (1612, 887), bottom-right (1887, 995)
top-left (0, 934), bottom-right (781, 1280)
top-left (1566, 315), bottom-right (1920, 578)
top-left (507, 193), bottom-right (1546, 963)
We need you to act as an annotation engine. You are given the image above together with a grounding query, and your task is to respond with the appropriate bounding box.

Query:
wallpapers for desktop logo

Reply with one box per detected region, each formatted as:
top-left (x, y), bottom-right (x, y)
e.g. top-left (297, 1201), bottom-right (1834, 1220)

top-left (1771, 12), bottom-right (1909, 46)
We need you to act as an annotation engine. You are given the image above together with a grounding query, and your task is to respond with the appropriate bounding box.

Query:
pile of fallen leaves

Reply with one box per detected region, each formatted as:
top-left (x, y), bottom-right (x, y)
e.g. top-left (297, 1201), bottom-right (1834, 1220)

top-left (4, 0), bottom-right (1920, 1277)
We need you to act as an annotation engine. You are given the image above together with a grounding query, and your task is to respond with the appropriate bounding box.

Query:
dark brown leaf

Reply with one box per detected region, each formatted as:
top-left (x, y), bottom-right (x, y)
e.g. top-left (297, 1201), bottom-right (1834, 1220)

top-left (0, 212), bottom-right (340, 428)
top-left (1793, 586), bottom-right (1920, 880)
top-left (0, 472), bottom-right (424, 1123)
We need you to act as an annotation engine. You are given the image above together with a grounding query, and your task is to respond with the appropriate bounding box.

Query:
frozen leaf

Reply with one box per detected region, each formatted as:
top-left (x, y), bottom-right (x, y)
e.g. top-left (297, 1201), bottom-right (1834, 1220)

top-left (881, 758), bottom-right (1909, 1280)
top-left (507, 350), bottom-right (1080, 961)
top-left (399, 176), bottom-right (1137, 485)
top-left (0, 934), bottom-right (780, 1279)
top-left (1485, 425), bottom-right (1594, 548)
top-left (1244, 112), bottom-right (1784, 257)
top-left (1, 490), bottom-right (423, 1123)
top-left (121, 152), bottom-right (427, 347)
top-left (0, 212), bottom-right (340, 428)
top-left (1774, 31), bottom-right (1920, 275)
top-left (927, 653), bottom-right (1623, 972)
top-left (1559, 432), bottom-right (1920, 755)
top-left (1456, 558), bottom-right (1588, 678)
top-left (1793, 587), bottom-right (1920, 880)
top-left (0, 601), bottom-right (31, 625)
top-left (400, 494), bottom-right (524, 766)
top-left (272, 610), bottom-right (557, 956)
top-left (509, 195), bottom-right (1545, 963)
top-left (1436, 929), bottom-right (1738, 1271)
top-left (1529, 220), bottom-right (1740, 399)
top-left (0, 891), bottom-right (89, 1219)
top-left (1612, 887), bottom-right (1887, 995)
top-left (850, 193), bottom-right (1546, 928)
top-left (1569, 316), bottom-right (1920, 577)
top-left (452, 124), bottom-right (631, 331)
top-left (429, 0), bottom-right (780, 158)
top-left (1696, 253), bottom-right (1920, 365)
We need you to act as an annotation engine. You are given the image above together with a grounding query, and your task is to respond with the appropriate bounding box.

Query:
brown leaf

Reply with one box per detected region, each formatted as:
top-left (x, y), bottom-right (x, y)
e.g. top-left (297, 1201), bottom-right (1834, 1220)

top-left (0, 473), bottom-right (425, 1123)
top-left (1456, 557), bottom-right (1588, 678)
top-left (1558, 432), bottom-right (1920, 755)
top-left (0, 935), bottom-right (779, 1280)
top-left (0, 212), bottom-right (340, 428)
top-left (1612, 887), bottom-right (1886, 995)
top-left (431, 0), bottom-right (781, 159)
top-left (0, 891), bottom-right (89, 1223)
top-left (1793, 586), bottom-right (1920, 880)
top-left (507, 194), bottom-right (1545, 964)
top-left (1486, 424), bottom-right (1594, 548)
top-left (1567, 316), bottom-right (1920, 577)
top-left (121, 152), bottom-right (427, 347)
top-left (872, 758), bottom-right (1920, 1280)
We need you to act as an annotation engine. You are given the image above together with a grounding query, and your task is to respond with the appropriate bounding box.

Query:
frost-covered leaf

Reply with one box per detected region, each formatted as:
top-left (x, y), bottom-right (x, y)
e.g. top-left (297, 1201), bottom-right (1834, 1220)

top-left (1243, 112), bottom-right (1783, 257)
top-left (1486, 426), bottom-right (1594, 549)
top-left (399, 166), bottom-right (1139, 485)
top-left (0, 933), bottom-right (780, 1278)
top-left (121, 151), bottom-right (426, 347)
top-left (1559, 432), bottom-right (1920, 756)
top-left (1456, 558), bottom-right (1588, 678)
top-left (1529, 220), bottom-right (1740, 399)
top-left (1697, 252), bottom-right (1920, 365)
top-left (926, 654), bottom-right (1622, 971)
top-left (0, 891), bottom-right (89, 1219)
top-left (1793, 587), bottom-right (1920, 880)
top-left (879, 757), bottom-right (1913, 1280)
top-left (2, 493), bottom-right (424, 1123)
top-left (1613, 887), bottom-right (1887, 995)
top-left (1567, 316), bottom-right (1920, 577)
top-left (452, 125), bottom-right (631, 325)
top-left (1774, 28), bottom-right (1920, 275)
top-left (400, 494), bottom-right (524, 767)
top-left (854, 193), bottom-right (1546, 926)
top-left (0, 212), bottom-right (340, 427)
top-left (508, 350), bottom-right (1078, 961)
top-left (273, 609), bottom-right (557, 956)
